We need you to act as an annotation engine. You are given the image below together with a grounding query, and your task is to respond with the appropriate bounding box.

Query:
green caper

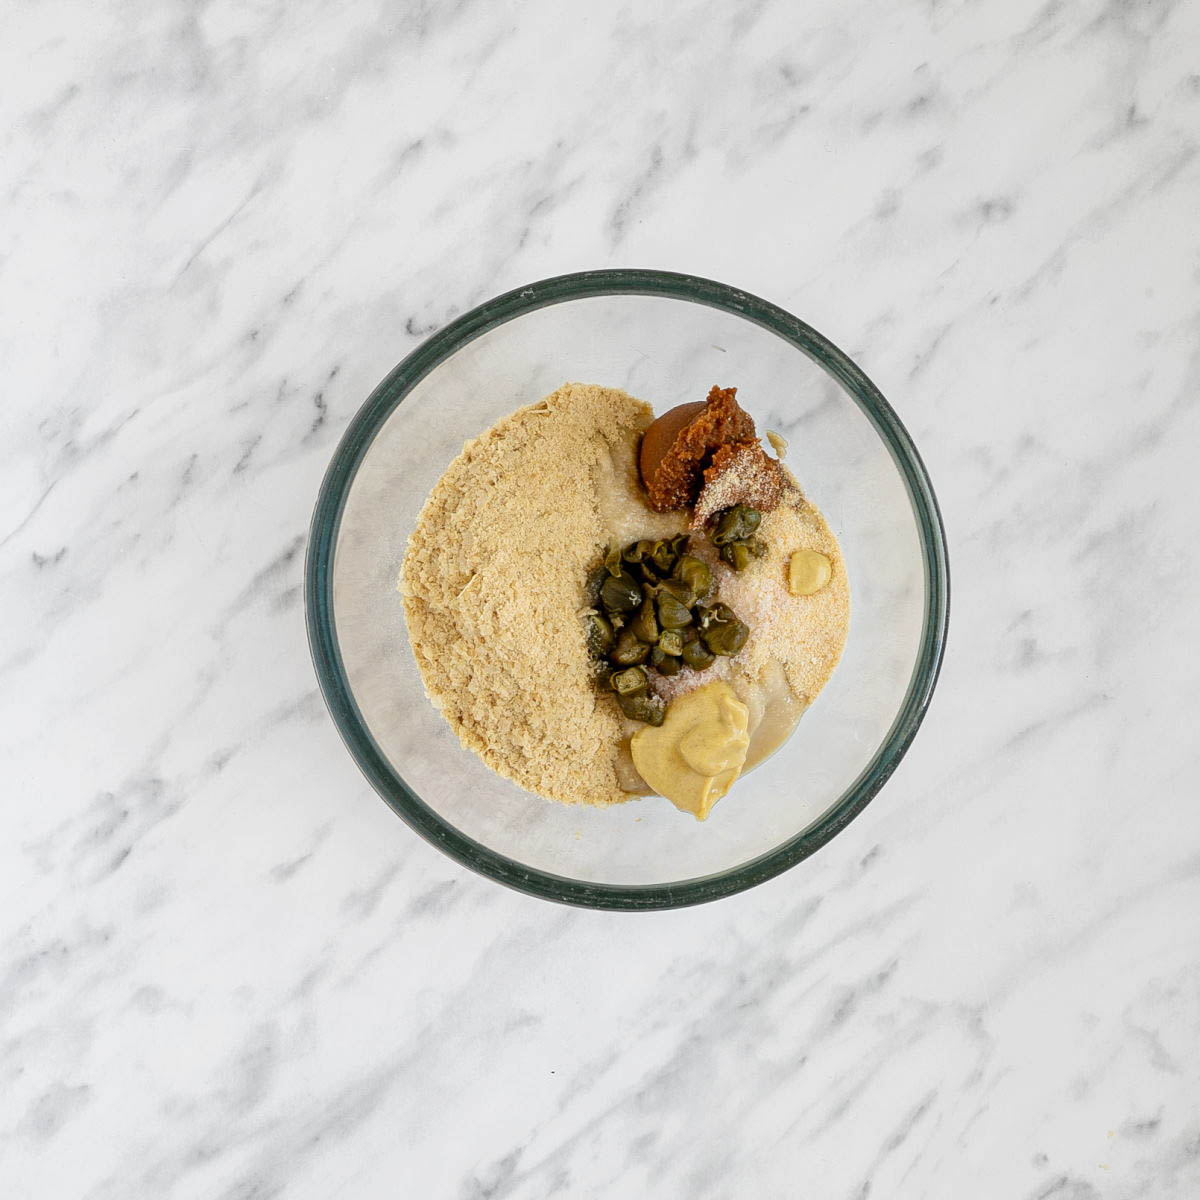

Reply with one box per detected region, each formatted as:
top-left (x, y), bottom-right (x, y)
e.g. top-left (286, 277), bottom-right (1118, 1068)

top-left (702, 617), bottom-right (749, 657)
top-left (584, 612), bottom-right (614, 657)
top-left (604, 545), bottom-right (624, 576)
top-left (623, 539), bottom-right (654, 565)
top-left (658, 628), bottom-right (684, 657)
top-left (697, 601), bottom-right (735, 629)
top-left (631, 595), bottom-right (659, 643)
top-left (611, 627), bottom-right (650, 666)
top-left (711, 504), bottom-right (762, 546)
top-left (674, 555), bottom-right (713, 602)
top-left (600, 571), bottom-right (642, 614)
top-left (584, 565), bottom-right (607, 607)
top-left (721, 542), bottom-right (752, 572)
top-left (617, 690), bottom-right (666, 726)
top-left (656, 590), bottom-right (693, 629)
top-left (650, 539), bottom-right (677, 575)
top-left (681, 638), bottom-right (715, 671)
top-left (611, 665), bottom-right (649, 696)
top-left (649, 646), bottom-right (682, 676)
top-left (710, 512), bottom-right (737, 546)
top-left (709, 510), bottom-right (732, 546)
top-left (670, 533), bottom-right (690, 558)
top-left (657, 577), bottom-right (695, 608)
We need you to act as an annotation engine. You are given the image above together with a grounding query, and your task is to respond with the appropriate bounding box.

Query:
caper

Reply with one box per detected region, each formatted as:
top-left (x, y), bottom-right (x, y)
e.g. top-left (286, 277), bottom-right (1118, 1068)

top-left (618, 690), bottom-right (666, 726)
top-left (670, 533), bottom-right (690, 558)
top-left (681, 638), bottom-right (715, 671)
top-left (674, 555), bottom-right (713, 602)
top-left (604, 545), bottom-right (624, 576)
top-left (650, 539), bottom-right (677, 575)
top-left (611, 665), bottom-right (649, 696)
top-left (702, 617), bottom-right (749, 657)
top-left (631, 595), bottom-right (659, 643)
top-left (611, 626), bottom-right (650, 666)
top-left (710, 513), bottom-right (737, 546)
top-left (584, 565), bottom-right (607, 607)
top-left (649, 646), bottom-right (682, 676)
top-left (721, 541), bottom-right (752, 572)
top-left (657, 577), bottom-right (695, 608)
top-left (697, 601), bottom-right (735, 629)
top-left (658, 628), bottom-right (684, 657)
top-left (600, 571), bottom-right (642, 614)
top-left (656, 590), bottom-right (693, 629)
top-left (584, 612), bottom-right (614, 657)
top-left (709, 510), bottom-right (733, 546)
top-left (711, 504), bottom-right (762, 546)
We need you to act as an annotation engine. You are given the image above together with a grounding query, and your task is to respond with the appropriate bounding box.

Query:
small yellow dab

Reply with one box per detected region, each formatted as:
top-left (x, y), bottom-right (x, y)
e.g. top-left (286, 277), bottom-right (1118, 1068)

top-left (788, 549), bottom-right (832, 596)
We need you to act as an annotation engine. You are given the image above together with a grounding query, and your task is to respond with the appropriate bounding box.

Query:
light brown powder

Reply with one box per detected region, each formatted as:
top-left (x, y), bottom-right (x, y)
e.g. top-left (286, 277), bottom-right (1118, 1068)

top-left (691, 439), bottom-right (785, 528)
top-left (400, 383), bottom-right (652, 806)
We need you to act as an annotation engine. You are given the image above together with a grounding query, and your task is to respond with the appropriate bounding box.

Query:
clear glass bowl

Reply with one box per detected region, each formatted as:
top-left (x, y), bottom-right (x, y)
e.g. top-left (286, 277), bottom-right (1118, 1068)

top-left (305, 270), bottom-right (949, 909)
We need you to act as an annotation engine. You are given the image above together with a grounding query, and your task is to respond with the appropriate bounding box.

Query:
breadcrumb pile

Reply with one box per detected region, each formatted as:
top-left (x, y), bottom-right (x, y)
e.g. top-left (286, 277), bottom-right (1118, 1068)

top-left (400, 384), bottom-right (649, 806)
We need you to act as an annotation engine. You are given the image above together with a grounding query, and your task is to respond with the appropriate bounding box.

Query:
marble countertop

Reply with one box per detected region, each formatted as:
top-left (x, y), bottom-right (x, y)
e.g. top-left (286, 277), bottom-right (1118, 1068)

top-left (4, 1), bottom-right (1199, 1196)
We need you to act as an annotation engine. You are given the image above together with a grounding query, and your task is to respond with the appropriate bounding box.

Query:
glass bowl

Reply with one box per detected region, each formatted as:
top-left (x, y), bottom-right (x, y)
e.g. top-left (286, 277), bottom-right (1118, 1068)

top-left (305, 270), bottom-right (949, 910)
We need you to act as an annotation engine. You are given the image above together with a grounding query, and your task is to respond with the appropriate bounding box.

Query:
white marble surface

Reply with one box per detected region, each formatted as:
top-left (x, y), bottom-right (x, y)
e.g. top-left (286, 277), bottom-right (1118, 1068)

top-left (3, 0), bottom-right (1199, 1195)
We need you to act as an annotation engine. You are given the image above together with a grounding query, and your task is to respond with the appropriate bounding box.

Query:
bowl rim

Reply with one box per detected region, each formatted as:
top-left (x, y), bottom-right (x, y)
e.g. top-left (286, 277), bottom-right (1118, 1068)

top-left (305, 268), bottom-right (950, 911)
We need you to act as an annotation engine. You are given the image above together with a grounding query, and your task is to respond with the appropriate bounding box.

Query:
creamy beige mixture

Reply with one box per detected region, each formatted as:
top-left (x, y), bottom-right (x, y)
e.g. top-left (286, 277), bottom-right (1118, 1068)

top-left (400, 382), bottom-right (849, 812)
top-left (663, 482), bottom-right (850, 773)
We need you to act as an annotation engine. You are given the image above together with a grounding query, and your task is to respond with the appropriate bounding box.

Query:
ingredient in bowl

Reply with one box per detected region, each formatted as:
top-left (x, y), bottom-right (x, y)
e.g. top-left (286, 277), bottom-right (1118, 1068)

top-left (401, 383), bottom-right (674, 807)
top-left (584, 534), bottom-right (752, 720)
top-left (691, 439), bottom-right (785, 529)
top-left (707, 503), bottom-right (768, 572)
top-left (630, 681), bottom-right (750, 820)
top-left (639, 385), bottom-right (756, 511)
top-left (402, 379), bottom-right (850, 818)
top-left (787, 549), bottom-right (833, 596)
top-left (696, 602), bottom-right (750, 656)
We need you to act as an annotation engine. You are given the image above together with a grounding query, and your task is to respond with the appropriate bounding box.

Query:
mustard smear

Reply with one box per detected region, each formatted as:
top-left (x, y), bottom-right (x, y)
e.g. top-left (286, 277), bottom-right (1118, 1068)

top-left (631, 682), bottom-right (750, 820)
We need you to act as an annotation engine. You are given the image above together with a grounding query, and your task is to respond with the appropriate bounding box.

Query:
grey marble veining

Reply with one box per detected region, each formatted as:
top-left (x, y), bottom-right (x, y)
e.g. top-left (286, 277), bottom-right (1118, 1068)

top-left (3, 0), bottom-right (1199, 1196)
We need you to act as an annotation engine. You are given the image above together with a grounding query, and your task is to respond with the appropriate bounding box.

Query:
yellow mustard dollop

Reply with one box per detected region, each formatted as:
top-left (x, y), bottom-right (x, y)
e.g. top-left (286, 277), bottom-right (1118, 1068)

top-left (787, 548), bottom-right (832, 596)
top-left (630, 682), bottom-right (750, 821)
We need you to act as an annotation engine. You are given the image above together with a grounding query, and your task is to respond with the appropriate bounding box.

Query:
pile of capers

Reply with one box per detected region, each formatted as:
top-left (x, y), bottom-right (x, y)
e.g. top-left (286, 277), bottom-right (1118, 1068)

top-left (708, 503), bottom-right (767, 572)
top-left (583, 534), bottom-right (751, 725)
